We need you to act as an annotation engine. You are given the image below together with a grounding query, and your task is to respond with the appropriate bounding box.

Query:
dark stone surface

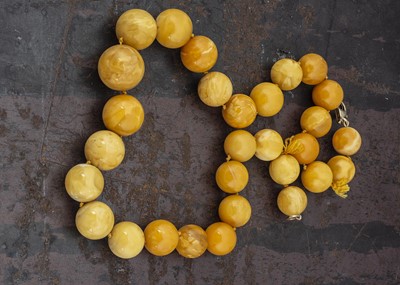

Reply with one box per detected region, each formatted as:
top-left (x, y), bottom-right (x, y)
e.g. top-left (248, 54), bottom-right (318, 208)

top-left (1, 0), bottom-right (399, 284)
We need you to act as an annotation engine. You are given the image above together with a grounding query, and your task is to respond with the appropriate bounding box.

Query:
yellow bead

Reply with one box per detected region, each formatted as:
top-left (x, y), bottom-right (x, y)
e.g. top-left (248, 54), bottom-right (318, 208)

top-left (144, 219), bottom-right (179, 256)
top-left (75, 201), bottom-right (114, 240)
top-left (290, 132), bottom-right (320, 165)
top-left (65, 164), bottom-right (104, 202)
top-left (198, 72), bottom-right (233, 107)
top-left (300, 106), bottom-right (332, 138)
top-left (206, 222), bottom-right (237, 256)
top-left (224, 130), bottom-right (256, 162)
top-left (269, 154), bottom-right (300, 185)
top-left (301, 161), bottom-right (333, 193)
top-left (254, 129), bottom-right (284, 161)
top-left (108, 221), bottom-right (145, 259)
top-left (102, 94), bottom-right (144, 136)
top-left (181, 35), bottom-right (218, 73)
top-left (98, 44), bottom-right (145, 91)
top-left (277, 186), bottom-right (308, 217)
top-left (270, 58), bottom-right (303, 90)
top-left (156, 9), bottom-right (193, 49)
top-left (176, 225), bottom-right (208, 258)
top-left (327, 155), bottom-right (356, 183)
top-left (250, 82), bottom-right (284, 117)
top-left (115, 9), bottom-right (157, 50)
top-left (299, 53), bottom-right (328, 85)
top-left (332, 127), bottom-right (362, 156)
top-left (312, 79), bottom-right (344, 110)
top-left (215, 160), bottom-right (249, 194)
top-left (84, 130), bottom-right (125, 171)
top-left (218, 195), bottom-right (252, 228)
top-left (222, 94), bottom-right (257, 128)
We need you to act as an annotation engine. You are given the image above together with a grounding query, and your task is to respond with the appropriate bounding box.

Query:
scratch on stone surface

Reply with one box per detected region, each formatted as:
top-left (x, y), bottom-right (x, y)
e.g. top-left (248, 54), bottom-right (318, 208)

top-left (373, 36), bottom-right (386, 43)
top-left (324, 0), bottom-right (337, 60)
top-left (347, 223), bottom-right (367, 251)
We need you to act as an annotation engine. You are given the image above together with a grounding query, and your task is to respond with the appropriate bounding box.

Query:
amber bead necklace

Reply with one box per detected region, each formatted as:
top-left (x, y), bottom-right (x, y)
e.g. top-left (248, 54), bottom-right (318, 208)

top-left (64, 8), bottom-right (362, 259)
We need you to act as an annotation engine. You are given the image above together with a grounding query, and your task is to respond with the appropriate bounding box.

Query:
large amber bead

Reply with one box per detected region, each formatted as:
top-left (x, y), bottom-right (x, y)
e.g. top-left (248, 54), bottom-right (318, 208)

top-left (300, 106), bottom-right (332, 138)
top-left (102, 94), bottom-right (144, 136)
top-left (198, 72), bottom-right (233, 107)
top-left (144, 219), bottom-right (179, 256)
top-left (222, 94), bottom-right (257, 128)
top-left (269, 154), bottom-right (300, 185)
top-left (327, 155), bottom-right (356, 183)
top-left (290, 132), bottom-right (320, 165)
top-left (332, 127), bottom-right (362, 156)
top-left (108, 221), bottom-right (145, 259)
top-left (218, 195), bottom-right (252, 228)
top-left (299, 53), bottom-right (328, 85)
top-left (206, 222), bottom-right (237, 256)
top-left (301, 161), bottom-right (333, 193)
top-left (84, 130), bottom-right (125, 171)
top-left (277, 186), bottom-right (308, 217)
top-left (215, 160), bottom-right (249, 194)
top-left (270, 58), bottom-right (303, 91)
top-left (224, 130), bottom-right (256, 162)
top-left (115, 9), bottom-right (157, 50)
top-left (312, 79), bottom-right (344, 110)
top-left (250, 82), bottom-right (284, 117)
top-left (254, 129), bottom-right (284, 161)
top-left (181, 35), bottom-right (218, 73)
top-left (98, 44), bottom-right (145, 91)
top-left (176, 224), bottom-right (208, 258)
top-left (156, 9), bottom-right (193, 48)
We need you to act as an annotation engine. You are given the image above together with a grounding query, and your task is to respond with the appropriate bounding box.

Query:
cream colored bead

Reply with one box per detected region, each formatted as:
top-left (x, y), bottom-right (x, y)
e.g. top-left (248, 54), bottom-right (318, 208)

top-left (269, 154), bottom-right (300, 185)
top-left (108, 221), bottom-right (145, 259)
top-left (254, 129), bottom-right (284, 161)
top-left (271, 58), bottom-right (303, 91)
top-left (198, 72), bottom-right (233, 107)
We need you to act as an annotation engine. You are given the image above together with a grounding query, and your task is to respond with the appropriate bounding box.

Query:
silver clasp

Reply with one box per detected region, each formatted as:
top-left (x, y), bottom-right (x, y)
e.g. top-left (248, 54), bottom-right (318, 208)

top-left (335, 102), bottom-right (350, 127)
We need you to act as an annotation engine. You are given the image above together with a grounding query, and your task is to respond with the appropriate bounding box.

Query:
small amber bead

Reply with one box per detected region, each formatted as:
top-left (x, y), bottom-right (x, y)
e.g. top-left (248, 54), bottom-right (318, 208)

top-left (290, 132), bottom-right (320, 165)
top-left (176, 225), bottom-right (208, 258)
top-left (198, 72), bottom-right (233, 107)
top-left (300, 106), bottom-right (332, 138)
top-left (218, 195), bottom-right (252, 228)
top-left (312, 79), bottom-right (344, 110)
top-left (206, 222), bottom-right (237, 256)
top-left (224, 130), bottom-right (256, 162)
top-left (75, 201), bottom-right (114, 240)
top-left (277, 186), bottom-right (308, 217)
top-left (144, 219), bottom-right (179, 256)
top-left (98, 44), bottom-right (145, 91)
top-left (108, 221), bottom-right (145, 259)
top-left (115, 9), bottom-right (157, 50)
top-left (84, 130), bottom-right (125, 171)
top-left (270, 58), bottom-right (303, 91)
top-left (102, 94), bottom-right (144, 136)
top-left (222, 94), bottom-right (257, 128)
top-left (156, 9), bottom-right (193, 49)
top-left (65, 164), bottom-right (104, 202)
top-left (181, 36), bottom-right (218, 73)
top-left (215, 160), bottom-right (249, 194)
top-left (332, 127), bottom-right (362, 156)
top-left (254, 129), bottom-right (284, 161)
top-left (299, 53), bottom-right (328, 85)
top-left (327, 155), bottom-right (356, 183)
top-left (269, 154), bottom-right (300, 185)
top-left (250, 82), bottom-right (284, 117)
top-left (301, 161), bottom-right (333, 193)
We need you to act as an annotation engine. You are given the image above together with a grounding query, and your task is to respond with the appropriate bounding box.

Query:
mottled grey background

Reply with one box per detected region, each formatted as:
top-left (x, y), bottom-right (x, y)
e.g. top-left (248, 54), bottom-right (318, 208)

top-left (0, 0), bottom-right (399, 284)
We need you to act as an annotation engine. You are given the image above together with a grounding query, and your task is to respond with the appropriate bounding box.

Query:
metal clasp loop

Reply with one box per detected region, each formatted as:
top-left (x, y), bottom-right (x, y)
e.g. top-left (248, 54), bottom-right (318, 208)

top-left (335, 102), bottom-right (350, 127)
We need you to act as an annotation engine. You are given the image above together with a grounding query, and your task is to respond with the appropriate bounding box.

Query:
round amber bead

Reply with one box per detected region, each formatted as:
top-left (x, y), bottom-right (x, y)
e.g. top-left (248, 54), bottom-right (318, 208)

top-left (224, 130), bottom-right (256, 162)
top-left (254, 129), bottom-right (284, 161)
top-left (300, 106), bottom-right (332, 138)
top-left (206, 222), bottom-right (237, 256)
top-left (327, 155), bottom-right (356, 183)
top-left (181, 35), bottom-right (218, 73)
top-left (65, 164), bottom-right (104, 202)
top-left (98, 44), bottom-right (145, 91)
top-left (277, 186), bottom-right (308, 217)
top-left (176, 224), bottom-right (208, 258)
top-left (76, 201), bottom-right (114, 240)
top-left (222, 94), bottom-right (257, 128)
top-left (290, 132), bottom-right (320, 165)
top-left (299, 53), bottom-right (328, 85)
top-left (218, 195), bottom-right (252, 228)
top-left (301, 161), bottom-right (333, 193)
top-left (156, 9), bottom-right (193, 49)
top-left (102, 94), bottom-right (144, 136)
top-left (108, 221), bottom-right (145, 259)
top-left (144, 219), bottom-right (179, 256)
top-left (115, 9), bottom-right (157, 50)
top-left (84, 130), bottom-right (125, 171)
top-left (270, 58), bottom-right (303, 91)
top-left (269, 154), bottom-right (300, 185)
top-left (198, 72), bottom-right (233, 107)
top-left (312, 79), bottom-right (344, 110)
top-left (215, 160), bottom-right (249, 194)
top-left (332, 127), bottom-right (362, 156)
top-left (250, 82), bottom-right (284, 117)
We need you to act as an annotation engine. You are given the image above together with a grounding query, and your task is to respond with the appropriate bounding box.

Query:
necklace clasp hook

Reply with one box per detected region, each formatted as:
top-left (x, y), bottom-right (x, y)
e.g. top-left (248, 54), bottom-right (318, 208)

top-left (335, 102), bottom-right (350, 127)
